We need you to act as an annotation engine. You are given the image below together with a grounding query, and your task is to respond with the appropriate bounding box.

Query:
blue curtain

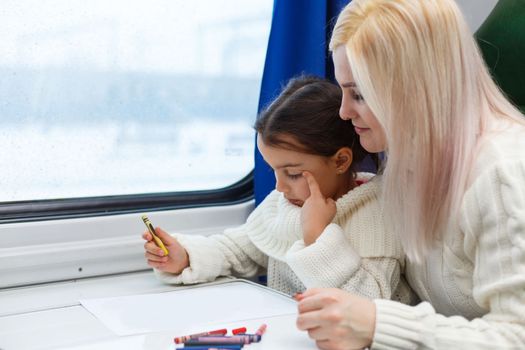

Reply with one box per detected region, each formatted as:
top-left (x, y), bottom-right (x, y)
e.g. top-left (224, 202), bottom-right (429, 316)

top-left (254, 0), bottom-right (349, 205)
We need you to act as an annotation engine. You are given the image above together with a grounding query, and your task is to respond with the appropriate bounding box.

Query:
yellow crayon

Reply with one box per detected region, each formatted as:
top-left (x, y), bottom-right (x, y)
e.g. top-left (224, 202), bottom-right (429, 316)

top-left (141, 215), bottom-right (169, 256)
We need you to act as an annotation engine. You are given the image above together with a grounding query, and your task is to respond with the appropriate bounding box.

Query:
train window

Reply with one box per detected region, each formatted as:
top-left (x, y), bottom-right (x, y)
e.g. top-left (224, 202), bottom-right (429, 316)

top-left (0, 0), bottom-right (272, 202)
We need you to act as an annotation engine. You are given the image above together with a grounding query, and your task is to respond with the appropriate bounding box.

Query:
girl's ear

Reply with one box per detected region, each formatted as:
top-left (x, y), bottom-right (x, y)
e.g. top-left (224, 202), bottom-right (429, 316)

top-left (332, 147), bottom-right (353, 174)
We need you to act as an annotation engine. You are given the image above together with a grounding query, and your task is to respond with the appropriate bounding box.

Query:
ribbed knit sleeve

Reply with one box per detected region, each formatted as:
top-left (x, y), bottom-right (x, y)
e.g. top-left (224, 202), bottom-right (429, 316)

top-left (371, 160), bottom-right (525, 349)
top-left (154, 233), bottom-right (231, 284)
top-left (154, 192), bottom-right (279, 285)
top-left (286, 175), bottom-right (409, 300)
top-left (286, 223), bottom-right (361, 288)
top-left (286, 224), bottom-right (402, 299)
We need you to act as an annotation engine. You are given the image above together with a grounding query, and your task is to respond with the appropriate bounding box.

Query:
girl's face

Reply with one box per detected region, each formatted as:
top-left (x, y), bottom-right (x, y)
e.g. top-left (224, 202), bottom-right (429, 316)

top-left (257, 135), bottom-right (351, 207)
top-left (333, 46), bottom-right (387, 153)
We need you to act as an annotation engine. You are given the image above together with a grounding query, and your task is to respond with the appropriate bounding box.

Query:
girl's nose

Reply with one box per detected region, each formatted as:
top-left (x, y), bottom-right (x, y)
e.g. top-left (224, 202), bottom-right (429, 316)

top-left (275, 176), bottom-right (288, 193)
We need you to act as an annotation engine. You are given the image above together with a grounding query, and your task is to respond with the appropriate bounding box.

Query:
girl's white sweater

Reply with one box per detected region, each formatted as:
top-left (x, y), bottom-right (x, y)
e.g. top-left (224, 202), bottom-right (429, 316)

top-left (155, 173), bottom-right (414, 302)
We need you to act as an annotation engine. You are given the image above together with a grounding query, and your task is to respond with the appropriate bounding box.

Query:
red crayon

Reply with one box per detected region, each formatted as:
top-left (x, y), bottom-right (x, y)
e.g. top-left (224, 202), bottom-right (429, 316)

top-left (174, 328), bottom-right (227, 344)
top-left (232, 327), bottom-right (247, 335)
top-left (255, 324), bottom-right (267, 336)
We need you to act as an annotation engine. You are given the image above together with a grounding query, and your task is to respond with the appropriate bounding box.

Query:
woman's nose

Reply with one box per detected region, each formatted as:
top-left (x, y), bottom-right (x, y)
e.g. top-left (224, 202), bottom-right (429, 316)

top-left (339, 96), bottom-right (355, 121)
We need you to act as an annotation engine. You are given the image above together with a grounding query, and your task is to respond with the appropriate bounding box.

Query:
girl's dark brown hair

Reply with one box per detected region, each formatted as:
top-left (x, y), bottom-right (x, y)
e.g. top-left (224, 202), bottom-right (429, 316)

top-left (255, 76), bottom-right (375, 176)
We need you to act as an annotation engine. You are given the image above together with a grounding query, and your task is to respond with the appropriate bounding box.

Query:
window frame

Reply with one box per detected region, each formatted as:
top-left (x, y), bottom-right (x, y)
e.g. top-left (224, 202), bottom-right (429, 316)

top-left (0, 171), bottom-right (254, 223)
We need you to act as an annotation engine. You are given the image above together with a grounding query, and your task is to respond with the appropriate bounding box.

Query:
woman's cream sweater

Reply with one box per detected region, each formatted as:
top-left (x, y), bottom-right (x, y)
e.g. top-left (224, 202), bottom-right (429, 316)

top-left (372, 123), bottom-right (525, 349)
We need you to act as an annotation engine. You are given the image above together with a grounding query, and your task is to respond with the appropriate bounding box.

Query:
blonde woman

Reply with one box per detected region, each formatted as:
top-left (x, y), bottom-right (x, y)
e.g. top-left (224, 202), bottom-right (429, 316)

top-left (296, 0), bottom-right (525, 349)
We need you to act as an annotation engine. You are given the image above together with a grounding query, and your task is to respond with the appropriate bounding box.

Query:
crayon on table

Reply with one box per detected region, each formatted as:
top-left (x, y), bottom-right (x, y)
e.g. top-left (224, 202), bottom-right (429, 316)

top-left (231, 327), bottom-right (247, 335)
top-left (223, 334), bottom-right (262, 342)
top-left (184, 335), bottom-right (260, 345)
top-left (255, 324), bottom-right (267, 336)
top-left (200, 335), bottom-right (261, 343)
top-left (180, 346), bottom-right (243, 350)
top-left (174, 329), bottom-right (228, 344)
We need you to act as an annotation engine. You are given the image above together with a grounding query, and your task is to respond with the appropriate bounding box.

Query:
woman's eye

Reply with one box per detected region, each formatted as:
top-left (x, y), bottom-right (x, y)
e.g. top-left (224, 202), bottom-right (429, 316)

top-left (352, 92), bottom-right (364, 102)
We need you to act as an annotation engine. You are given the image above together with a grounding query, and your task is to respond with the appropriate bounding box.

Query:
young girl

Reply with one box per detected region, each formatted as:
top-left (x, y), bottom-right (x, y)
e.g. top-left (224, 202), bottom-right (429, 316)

top-left (142, 76), bottom-right (413, 302)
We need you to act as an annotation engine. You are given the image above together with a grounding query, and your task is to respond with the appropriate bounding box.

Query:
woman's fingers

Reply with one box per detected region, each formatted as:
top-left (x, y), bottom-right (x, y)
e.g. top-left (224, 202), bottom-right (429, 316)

top-left (298, 288), bottom-right (340, 313)
top-left (298, 296), bottom-right (326, 314)
top-left (296, 309), bottom-right (324, 330)
top-left (307, 326), bottom-right (331, 340)
top-left (299, 287), bottom-right (325, 298)
top-left (296, 289), bottom-right (375, 350)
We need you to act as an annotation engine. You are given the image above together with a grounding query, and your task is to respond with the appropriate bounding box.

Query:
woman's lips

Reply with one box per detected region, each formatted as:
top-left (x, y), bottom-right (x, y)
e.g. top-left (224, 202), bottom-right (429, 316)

top-left (354, 126), bottom-right (369, 134)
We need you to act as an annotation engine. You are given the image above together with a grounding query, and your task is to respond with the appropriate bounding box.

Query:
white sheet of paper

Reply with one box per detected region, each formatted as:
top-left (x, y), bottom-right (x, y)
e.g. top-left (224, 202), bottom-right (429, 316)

top-left (80, 280), bottom-right (297, 336)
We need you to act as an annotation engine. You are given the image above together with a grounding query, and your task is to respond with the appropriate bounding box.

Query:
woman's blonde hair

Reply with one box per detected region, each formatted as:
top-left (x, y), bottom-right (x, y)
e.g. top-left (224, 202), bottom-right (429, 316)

top-left (330, 0), bottom-right (525, 262)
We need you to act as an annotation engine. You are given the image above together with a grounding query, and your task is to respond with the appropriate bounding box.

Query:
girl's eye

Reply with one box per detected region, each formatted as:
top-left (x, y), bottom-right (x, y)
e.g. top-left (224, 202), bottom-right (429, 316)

top-left (287, 173), bottom-right (302, 180)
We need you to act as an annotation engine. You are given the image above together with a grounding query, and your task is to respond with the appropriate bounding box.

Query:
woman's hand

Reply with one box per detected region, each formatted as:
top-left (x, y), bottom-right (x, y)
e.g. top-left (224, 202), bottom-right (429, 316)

top-left (301, 171), bottom-right (337, 246)
top-left (296, 288), bottom-right (376, 350)
top-left (142, 227), bottom-right (189, 274)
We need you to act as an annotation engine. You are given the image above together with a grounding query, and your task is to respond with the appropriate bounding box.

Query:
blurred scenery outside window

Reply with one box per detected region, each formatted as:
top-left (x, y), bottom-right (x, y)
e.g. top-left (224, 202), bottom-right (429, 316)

top-left (0, 0), bottom-right (272, 201)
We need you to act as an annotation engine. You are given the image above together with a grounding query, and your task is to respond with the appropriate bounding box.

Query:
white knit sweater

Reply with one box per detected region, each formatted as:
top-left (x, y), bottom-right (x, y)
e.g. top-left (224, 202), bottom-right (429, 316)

top-left (372, 122), bottom-right (525, 349)
top-left (155, 173), bottom-right (414, 302)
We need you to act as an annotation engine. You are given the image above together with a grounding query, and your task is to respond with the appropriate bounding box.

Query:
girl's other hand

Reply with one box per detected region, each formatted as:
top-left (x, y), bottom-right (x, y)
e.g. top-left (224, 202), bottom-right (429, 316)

top-left (301, 171), bottom-right (337, 245)
top-left (142, 227), bottom-right (189, 274)
top-left (296, 288), bottom-right (376, 350)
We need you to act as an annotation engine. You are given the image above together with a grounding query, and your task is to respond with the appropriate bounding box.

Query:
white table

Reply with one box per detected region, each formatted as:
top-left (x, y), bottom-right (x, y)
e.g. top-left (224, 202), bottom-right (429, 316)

top-left (0, 272), bottom-right (317, 350)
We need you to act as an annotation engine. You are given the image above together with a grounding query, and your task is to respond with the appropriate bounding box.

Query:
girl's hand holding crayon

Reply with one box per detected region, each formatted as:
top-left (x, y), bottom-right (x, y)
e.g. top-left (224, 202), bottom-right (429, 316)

top-left (300, 171), bottom-right (337, 246)
top-left (142, 227), bottom-right (189, 274)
